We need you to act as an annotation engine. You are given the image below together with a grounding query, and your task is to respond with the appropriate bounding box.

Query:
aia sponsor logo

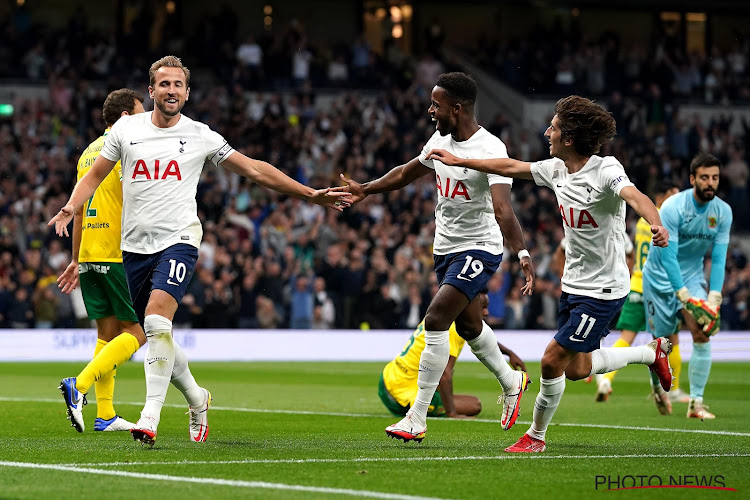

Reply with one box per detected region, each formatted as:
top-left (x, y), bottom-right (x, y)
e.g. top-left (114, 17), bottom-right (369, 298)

top-left (436, 174), bottom-right (471, 200)
top-left (132, 159), bottom-right (182, 180)
top-left (559, 204), bottom-right (598, 228)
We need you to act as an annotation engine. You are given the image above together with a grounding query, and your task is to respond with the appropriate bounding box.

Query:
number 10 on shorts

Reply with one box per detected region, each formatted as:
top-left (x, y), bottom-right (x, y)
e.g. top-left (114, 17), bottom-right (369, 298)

top-left (168, 259), bottom-right (187, 285)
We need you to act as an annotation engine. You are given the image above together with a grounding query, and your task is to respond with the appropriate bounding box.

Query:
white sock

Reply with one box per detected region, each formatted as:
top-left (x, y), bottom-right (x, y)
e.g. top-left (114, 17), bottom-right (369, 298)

top-left (589, 345), bottom-right (655, 377)
top-left (528, 375), bottom-right (565, 441)
top-left (467, 321), bottom-right (516, 391)
top-left (142, 314), bottom-right (175, 421)
top-left (171, 341), bottom-right (204, 407)
top-left (410, 329), bottom-right (450, 425)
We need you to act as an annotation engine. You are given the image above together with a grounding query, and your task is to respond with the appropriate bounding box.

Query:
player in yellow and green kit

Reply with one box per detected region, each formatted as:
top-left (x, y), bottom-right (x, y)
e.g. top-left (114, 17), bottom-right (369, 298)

top-left (57, 89), bottom-right (148, 433)
top-left (595, 182), bottom-right (684, 410)
top-left (379, 291), bottom-right (526, 418)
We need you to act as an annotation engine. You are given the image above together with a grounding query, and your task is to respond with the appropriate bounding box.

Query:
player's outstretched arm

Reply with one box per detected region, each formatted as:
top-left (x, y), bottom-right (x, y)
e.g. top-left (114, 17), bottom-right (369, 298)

top-left (619, 186), bottom-right (668, 247)
top-left (48, 156), bottom-right (117, 237)
top-left (221, 152), bottom-right (352, 210)
top-left (337, 157), bottom-right (432, 204)
top-left (426, 149), bottom-right (534, 180)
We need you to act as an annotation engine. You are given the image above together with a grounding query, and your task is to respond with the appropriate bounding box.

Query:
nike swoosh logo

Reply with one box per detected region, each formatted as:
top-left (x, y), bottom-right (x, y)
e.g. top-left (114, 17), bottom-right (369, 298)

top-left (147, 359), bottom-right (158, 364)
top-left (568, 335), bottom-right (584, 342)
top-left (167, 279), bottom-right (179, 286)
top-left (130, 141), bottom-right (143, 145)
top-left (557, 184), bottom-right (563, 187)
top-left (456, 275), bottom-right (472, 281)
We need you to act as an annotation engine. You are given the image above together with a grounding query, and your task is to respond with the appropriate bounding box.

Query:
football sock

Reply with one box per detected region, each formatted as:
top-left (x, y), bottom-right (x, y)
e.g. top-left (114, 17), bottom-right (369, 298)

top-left (142, 315), bottom-right (175, 422)
top-left (410, 329), bottom-right (449, 426)
top-left (603, 337), bottom-right (632, 383)
top-left (467, 321), bottom-right (516, 391)
top-left (92, 340), bottom-right (115, 420)
top-left (171, 341), bottom-right (204, 407)
top-left (669, 343), bottom-right (682, 391)
top-left (528, 375), bottom-right (565, 441)
top-left (589, 344), bottom-right (655, 376)
top-left (76, 332), bottom-right (140, 394)
top-left (688, 342), bottom-right (712, 399)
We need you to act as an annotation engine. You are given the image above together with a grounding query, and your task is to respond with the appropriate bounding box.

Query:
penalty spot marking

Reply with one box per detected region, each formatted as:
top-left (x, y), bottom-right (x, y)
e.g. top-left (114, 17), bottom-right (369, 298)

top-left (3, 396), bottom-right (750, 438)
top-left (63, 452), bottom-right (750, 468)
top-left (0, 461), bottom-right (454, 500)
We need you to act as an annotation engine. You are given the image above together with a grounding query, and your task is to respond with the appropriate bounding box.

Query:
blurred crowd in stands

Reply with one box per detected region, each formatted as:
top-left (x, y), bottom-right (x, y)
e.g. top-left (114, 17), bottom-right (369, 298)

top-left (0, 5), bottom-right (748, 330)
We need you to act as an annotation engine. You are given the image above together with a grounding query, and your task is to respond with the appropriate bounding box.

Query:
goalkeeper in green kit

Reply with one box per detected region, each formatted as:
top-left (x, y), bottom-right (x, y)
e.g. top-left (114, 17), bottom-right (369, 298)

top-left (642, 153), bottom-right (732, 420)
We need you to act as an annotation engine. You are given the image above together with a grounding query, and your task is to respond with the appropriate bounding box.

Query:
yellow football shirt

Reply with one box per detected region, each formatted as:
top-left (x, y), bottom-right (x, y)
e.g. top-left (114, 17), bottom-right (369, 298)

top-left (382, 321), bottom-right (465, 408)
top-left (77, 129), bottom-right (123, 263)
top-left (629, 216), bottom-right (654, 294)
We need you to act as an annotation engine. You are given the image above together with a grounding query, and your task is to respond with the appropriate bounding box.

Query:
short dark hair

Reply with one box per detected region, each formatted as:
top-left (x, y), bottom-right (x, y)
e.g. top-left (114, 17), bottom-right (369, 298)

top-left (689, 152), bottom-right (721, 176)
top-left (655, 180), bottom-right (678, 194)
top-left (436, 72), bottom-right (477, 106)
top-left (554, 95), bottom-right (616, 156)
top-left (102, 89), bottom-right (144, 126)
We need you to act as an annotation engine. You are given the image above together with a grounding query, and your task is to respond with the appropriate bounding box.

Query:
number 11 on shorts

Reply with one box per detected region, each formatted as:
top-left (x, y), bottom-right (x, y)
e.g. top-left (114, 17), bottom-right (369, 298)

top-left (569, 313), bottom-right (596, 342)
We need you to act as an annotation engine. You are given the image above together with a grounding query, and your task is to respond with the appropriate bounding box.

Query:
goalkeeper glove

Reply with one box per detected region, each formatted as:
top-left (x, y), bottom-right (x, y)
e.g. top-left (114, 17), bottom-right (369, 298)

top-left (702, 291), bottom-right (722, 336)
top-left (677, 287), bottom-right (718, 333)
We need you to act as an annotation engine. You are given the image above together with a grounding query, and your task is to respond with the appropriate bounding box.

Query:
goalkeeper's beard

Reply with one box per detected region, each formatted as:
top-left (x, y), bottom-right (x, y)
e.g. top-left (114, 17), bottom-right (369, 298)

top-left (695, 186), bottom-right (715, 202)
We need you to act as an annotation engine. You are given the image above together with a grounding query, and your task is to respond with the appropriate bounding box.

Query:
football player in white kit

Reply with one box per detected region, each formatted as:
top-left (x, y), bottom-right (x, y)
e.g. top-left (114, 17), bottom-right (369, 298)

top-left (427, 95), bottom-right (673, 453)
top-left (49, 55), bottom-right (351, 446)
top-left (339, 72), bottom-right (536, 443)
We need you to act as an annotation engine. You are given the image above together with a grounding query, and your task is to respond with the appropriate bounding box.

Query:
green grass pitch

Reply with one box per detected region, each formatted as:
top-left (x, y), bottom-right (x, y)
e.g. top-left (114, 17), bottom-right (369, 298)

top-left (0, 360), bottom-right (748, 499)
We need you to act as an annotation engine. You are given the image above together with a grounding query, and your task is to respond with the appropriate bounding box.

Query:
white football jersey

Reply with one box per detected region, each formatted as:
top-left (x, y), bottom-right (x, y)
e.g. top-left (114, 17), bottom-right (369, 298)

top-left (100, 112), bottom-right (235, 254)
top-left (419, 128), bottom-right (512, 255)
top-left (531, 155), bottom-right (634, 300)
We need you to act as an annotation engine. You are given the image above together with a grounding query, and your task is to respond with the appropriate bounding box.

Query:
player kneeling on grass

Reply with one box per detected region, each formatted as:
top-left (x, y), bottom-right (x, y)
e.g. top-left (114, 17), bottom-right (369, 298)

top-left (642, 152), bottom-right (731, 421)
top-left (427, 95), bottom-right (674, 453)
top-left (379, 291), bottom-right (526, 428)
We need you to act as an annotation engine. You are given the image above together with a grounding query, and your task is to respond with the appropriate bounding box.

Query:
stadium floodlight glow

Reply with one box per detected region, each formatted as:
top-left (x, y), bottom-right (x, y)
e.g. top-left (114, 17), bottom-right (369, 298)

top-left (166, 1), bottom-right (175, 14)
top-left (401, 5), bottom-right (413, 19)
top-left (392, 24), bottom-right (403, 39)
top-left (0, 104), bottom-right (13, 117)
top-left (390, 6), bottom-right (402, 23)
top-left (375, 8), bottom-right (386, 19)
top-left (264, 5), bottom-right (273, 15)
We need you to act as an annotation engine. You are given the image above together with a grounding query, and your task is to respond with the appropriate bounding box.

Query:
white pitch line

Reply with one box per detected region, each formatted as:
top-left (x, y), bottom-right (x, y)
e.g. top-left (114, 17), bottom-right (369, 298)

top-left (61, 453), bottom-right (750, 468)
top-left (0, 461), bottom-right (454, 500)
top-left (4, 396), bottom-right (750, 437)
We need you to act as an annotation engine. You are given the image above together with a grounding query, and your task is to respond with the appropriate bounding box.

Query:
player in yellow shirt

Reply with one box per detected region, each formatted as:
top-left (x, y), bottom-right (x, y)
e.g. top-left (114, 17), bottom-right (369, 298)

top-left (595, 182), bottom-right (683, 411)
top-left (379, 291), bottom-right (526, 420)
top-left (57, 89), bottom-right (148, 432)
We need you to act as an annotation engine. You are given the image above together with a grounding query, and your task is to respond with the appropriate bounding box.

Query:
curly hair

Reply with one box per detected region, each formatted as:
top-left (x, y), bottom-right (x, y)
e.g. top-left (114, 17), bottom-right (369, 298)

top-left (436, 72), bottom-right (477, 106)
top-left (149, 55), bottom-right (191, 87)
top-left (689, 152), bottom-right (721, 176)
top-left (102, 88), bottom-right (144, 127)
top-left (554, 96), bottom-right (616, 156)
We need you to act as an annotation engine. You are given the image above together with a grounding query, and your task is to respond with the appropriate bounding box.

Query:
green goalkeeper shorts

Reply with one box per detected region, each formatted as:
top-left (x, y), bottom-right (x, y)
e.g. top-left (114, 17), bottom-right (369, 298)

top-left (79, 262), bottom-right (138, 322)
top-left (378, 374), bottom-right (445, 417)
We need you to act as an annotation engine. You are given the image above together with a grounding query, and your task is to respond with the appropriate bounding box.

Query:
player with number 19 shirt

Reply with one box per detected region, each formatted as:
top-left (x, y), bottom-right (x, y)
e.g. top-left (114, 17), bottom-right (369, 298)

top-left (339, 72), bottom-right (536, 446)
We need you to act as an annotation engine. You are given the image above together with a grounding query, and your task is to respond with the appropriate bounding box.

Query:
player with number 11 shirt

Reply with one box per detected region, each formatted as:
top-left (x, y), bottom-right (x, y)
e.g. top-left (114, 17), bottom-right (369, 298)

top-left (49, 55), bottom-right (351, 446)
top-left (427, 95), bottom-right (673, 453)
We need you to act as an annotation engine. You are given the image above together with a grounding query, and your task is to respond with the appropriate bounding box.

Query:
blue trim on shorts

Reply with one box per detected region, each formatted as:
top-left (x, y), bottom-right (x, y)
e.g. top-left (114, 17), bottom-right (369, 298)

top-left (555, 292), bottom-right (627, 353)
top-left (434, 250), bottom-right (502, 301)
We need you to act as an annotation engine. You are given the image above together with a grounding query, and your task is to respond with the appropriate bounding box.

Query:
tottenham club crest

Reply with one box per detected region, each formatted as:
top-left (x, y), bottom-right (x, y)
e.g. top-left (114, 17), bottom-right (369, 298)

top-left (586, 187), bottom-right (593, 202)
top-left (179, 139), bottom-right (186, 153)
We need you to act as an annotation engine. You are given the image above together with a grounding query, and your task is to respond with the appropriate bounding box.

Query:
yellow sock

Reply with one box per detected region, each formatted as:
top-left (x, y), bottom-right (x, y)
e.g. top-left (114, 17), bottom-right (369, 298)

top-left (93, 339), bottom-right (116, 420)
top-left (669, 344), bottom-right (682, 391)
top-left (77, 333), bottom-right (140, 392)
top-left (603, 337), bottom-right (632, 382)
